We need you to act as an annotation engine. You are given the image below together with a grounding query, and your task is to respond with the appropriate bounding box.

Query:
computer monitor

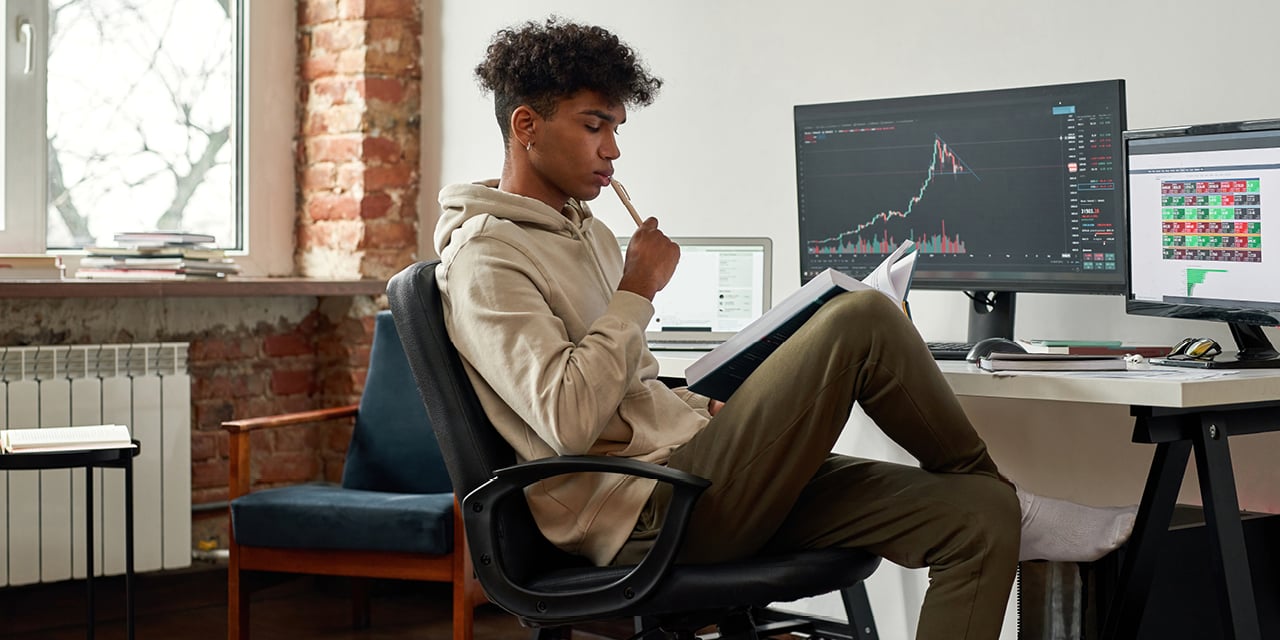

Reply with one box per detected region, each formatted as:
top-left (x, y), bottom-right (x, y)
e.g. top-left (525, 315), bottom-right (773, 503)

top-left (616, 237), bottom-right (772, 346)
top-left (794, 80), bottom-right (1128, 341)
top-left (1124, 119), bottom-right (1280, 368)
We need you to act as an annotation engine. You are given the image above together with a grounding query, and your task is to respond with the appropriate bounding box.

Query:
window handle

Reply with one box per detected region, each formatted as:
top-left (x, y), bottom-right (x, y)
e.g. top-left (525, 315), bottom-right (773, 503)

top-left (17, 17), bottom-right (34, 75)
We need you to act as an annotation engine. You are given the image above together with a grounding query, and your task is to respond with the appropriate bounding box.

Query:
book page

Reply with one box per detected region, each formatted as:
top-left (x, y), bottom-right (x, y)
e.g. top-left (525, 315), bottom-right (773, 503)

top-left (860, 239), bottom-right (916, 301)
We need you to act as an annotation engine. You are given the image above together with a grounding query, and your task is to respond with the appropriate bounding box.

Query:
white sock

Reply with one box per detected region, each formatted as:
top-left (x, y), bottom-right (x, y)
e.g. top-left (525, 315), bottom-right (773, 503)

top-left (1017, 487), bottom-right (1137, 562)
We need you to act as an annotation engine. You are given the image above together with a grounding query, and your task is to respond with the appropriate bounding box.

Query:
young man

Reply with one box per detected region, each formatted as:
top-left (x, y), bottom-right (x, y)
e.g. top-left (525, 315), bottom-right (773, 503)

top-left (434, 18), bottom-right (1133, 639)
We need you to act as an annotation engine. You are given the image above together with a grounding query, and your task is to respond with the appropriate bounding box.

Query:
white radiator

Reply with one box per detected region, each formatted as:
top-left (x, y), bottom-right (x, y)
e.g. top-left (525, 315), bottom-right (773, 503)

top-left (0, 342), bottom-right (192, 587)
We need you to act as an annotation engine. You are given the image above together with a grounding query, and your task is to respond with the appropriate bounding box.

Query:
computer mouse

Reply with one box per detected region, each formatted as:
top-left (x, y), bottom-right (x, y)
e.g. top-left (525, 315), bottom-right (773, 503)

top-left (965, 337), bottom-right (1028, 363)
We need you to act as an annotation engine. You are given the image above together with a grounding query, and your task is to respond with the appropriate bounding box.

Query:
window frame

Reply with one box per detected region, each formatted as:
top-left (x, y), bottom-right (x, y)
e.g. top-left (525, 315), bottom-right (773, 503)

top-left (1, 0), bottom-right (294, 277)
top-left (2, 0), bottom-right (47, 253)
top-left (236, 0), bottom-right (294, 276)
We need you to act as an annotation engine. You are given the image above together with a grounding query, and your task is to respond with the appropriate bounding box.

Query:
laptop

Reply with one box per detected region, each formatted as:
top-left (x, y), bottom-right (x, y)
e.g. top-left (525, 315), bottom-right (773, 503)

top-left (616, 237), bottom-right (773, 351)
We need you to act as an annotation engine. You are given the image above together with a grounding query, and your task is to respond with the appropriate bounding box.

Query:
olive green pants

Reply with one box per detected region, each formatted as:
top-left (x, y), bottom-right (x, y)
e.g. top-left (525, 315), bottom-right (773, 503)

top-left (617, 290), bottom-right (1019, 640)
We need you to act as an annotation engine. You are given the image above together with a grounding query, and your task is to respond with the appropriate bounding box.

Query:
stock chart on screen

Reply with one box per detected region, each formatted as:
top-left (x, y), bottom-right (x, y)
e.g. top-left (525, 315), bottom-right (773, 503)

top-left (794, 80), bottom-right (1127, 292)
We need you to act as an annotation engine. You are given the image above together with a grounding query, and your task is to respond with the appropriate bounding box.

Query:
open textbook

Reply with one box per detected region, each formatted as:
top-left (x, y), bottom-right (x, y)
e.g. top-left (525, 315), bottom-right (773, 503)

top-left (686, 240), bottom-right (916, 401)
top-left (0, 424), bottom-right (134, 455)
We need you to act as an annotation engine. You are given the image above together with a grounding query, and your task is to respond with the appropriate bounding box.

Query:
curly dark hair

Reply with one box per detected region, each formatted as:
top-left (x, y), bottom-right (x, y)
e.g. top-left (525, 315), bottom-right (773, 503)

top-left (475, 17), bottom-right (662, 144)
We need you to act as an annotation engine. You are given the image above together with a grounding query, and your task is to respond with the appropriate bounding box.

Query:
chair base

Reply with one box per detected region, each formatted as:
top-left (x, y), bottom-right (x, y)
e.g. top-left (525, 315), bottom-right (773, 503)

top-left (755, 607), bottom-right (878, 640)
top-left (531, 627), bottom-right (573, 639)
top-left (530, 604), bottom-right (867, 640)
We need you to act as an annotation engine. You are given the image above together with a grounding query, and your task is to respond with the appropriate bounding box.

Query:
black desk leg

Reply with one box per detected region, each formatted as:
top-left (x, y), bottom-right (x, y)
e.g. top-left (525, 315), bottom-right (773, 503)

top-left (85, 466), bottom-right (94, 640)
top-left (125, 455), bottom-right (135, 640)
top-left (1193, 417), bottom-right (1262, 640)
top-left (1100, 438), bottom-right (1190, 640)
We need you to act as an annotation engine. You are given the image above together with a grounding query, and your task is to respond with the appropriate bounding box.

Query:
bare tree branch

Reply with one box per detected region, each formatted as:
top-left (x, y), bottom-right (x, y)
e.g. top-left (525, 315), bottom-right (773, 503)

top-left (156, 125), bottom-right (230, 230)
top-left (47, 137), bottom-right (93, 245)
top-left (48, 0), bottom-right (87, 47)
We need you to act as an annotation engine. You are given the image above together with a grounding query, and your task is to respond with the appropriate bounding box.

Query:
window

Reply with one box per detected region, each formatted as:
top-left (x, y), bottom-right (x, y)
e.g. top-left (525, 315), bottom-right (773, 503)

top-left (2, 0), bottom-right (293, 275)
top-left (46, 0), bottom-right (235, 249)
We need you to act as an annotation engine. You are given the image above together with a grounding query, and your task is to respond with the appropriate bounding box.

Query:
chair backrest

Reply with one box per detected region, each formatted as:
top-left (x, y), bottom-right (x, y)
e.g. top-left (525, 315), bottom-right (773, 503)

top-left (388, 261), bottom-right (583, 580)
top-left (340, 310), bottom-right (452, 494)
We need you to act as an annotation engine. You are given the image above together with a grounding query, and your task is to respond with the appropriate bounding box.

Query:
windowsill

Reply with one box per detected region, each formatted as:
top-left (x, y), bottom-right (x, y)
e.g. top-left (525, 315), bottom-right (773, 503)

top-left (0, 277), bottom-right (388, 298)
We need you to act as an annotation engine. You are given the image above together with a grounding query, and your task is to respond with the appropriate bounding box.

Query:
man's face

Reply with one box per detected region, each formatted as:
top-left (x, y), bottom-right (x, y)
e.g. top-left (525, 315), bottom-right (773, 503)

top-left (528, 90), bottom-right (627, 204)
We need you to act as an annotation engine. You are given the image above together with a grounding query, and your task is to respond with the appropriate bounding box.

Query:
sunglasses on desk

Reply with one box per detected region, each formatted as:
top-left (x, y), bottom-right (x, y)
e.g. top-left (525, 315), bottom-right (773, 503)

top-left (1167, 337), bottom-right (1223, 361)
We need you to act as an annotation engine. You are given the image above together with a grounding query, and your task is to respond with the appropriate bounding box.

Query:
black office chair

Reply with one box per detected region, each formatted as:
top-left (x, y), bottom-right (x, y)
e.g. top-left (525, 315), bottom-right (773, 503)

top-left (388, 260), bottom-right (882, 640)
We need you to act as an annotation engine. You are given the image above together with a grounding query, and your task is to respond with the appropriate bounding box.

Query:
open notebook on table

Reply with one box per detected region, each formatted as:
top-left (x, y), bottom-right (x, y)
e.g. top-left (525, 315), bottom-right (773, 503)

top-left (0, 424), bottom-right (134, 454)
top-left (617, 237), bottom-right (773, 351)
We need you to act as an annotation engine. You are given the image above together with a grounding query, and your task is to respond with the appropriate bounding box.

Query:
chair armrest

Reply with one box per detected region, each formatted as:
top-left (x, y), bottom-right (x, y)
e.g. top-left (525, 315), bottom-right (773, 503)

top-left (221, 405), bottom-right (359, 433)
top-left (490, 455), bottom-right (709, 489)
top-left (463, 455), bottom-right (710, 622)
top-left (222, 404), bottom-right (359, 499)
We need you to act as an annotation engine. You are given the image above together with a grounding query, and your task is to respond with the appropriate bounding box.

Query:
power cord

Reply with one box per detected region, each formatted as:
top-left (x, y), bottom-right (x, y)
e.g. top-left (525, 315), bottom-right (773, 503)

top-left (965, 290), bottom-right (999, 309)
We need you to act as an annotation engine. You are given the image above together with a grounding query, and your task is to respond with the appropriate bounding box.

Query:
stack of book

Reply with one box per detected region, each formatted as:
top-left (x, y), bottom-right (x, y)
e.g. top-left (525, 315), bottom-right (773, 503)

top-left (0, 254), bottom-right (65, 281)
top-left (77, 232), bottom-right (239, 281)
top-left (1015, 339), bottom-right (1170, 358)
top-left (977, 352), bottom-right (1129, 372)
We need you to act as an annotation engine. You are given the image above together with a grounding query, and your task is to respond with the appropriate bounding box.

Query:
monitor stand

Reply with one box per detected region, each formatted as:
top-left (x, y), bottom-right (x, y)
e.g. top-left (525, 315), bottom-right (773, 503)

top-left (966, 291), bottom-right (1016, 343)
top-left (1156, 322), bottom-right (1280, 369)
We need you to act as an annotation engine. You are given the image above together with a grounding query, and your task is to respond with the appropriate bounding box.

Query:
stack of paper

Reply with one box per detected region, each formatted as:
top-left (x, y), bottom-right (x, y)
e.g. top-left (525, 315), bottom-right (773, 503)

top-left (0, 254), bottom-right (65, 281)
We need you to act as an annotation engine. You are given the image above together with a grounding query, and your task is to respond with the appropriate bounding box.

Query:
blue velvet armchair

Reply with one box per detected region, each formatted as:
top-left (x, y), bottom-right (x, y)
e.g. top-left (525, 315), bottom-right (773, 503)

top-left (223, 311), bottom-right (482, 640)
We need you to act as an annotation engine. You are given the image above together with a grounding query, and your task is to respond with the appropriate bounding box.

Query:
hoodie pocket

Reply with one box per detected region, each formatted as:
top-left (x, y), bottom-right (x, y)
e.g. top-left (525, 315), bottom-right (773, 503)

top-left (602, 386), bottom-right (660, 458)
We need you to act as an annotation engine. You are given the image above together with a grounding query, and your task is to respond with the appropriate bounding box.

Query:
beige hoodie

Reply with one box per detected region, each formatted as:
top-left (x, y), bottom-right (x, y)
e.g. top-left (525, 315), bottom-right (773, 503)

top-left (434, 181), bottom-right (711, 566)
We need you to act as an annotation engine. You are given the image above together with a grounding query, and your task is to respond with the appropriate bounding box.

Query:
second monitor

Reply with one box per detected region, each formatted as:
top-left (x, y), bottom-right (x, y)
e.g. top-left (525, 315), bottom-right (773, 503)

top-left (1125, 119), bottom-right (1280, 368)
top-left (794, 79), bottom-right (1128, 341)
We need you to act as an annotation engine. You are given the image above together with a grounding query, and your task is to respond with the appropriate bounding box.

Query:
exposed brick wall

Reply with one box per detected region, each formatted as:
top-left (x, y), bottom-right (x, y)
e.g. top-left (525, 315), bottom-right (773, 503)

top-left (297, 0), bottom-right (423, 280)
top-left (187, 310), bottom-right (367, 547)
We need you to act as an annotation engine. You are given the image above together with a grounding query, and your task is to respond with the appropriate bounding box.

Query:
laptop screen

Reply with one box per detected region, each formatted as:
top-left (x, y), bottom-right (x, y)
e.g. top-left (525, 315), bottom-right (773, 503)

top-left (616, 237), bottom-right (773, 338)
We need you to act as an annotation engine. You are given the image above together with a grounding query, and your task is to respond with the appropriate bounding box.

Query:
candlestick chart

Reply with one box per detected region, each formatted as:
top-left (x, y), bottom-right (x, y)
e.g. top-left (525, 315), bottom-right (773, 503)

top-left (793, 80), bottom-right (1127, 292)
top-left (798, 119), bottom-right (1080, 276)
top-left (805, 134), bottom-right (977, 256)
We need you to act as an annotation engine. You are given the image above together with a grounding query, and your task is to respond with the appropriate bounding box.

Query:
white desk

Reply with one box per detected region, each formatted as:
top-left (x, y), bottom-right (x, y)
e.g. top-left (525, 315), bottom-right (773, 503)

top-left (655, 351), bottom-right (1280, 640)
top-left (657, 353), bottom-right (1280, 408)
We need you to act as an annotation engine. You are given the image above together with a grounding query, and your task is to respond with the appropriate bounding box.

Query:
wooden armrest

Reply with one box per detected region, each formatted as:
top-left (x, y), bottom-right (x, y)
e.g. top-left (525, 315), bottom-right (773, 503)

top-left (225, 404), bottom-right (359, 499)
top-left (221, 405), bottom-right (359, 433)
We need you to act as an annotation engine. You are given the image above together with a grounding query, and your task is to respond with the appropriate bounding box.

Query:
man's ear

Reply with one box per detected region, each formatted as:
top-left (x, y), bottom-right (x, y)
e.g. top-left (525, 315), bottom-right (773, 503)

top-left (510, 105), bottom-right (538, 149)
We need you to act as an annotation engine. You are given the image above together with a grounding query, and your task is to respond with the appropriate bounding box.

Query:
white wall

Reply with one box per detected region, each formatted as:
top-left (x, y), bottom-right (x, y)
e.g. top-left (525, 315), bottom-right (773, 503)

top-left (426, 1), bottom-right (1280, 636)
top-left (430, 0), bottom-right (1279, 348)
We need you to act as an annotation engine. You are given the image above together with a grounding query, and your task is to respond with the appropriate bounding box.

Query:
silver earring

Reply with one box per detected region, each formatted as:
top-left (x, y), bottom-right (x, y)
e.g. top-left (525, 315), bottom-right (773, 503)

top-left (525, 141), bottom-right (533, 152)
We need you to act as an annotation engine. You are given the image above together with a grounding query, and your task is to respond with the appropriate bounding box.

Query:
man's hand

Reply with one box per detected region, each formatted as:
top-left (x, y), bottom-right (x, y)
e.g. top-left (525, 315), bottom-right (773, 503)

top-left (618, 218), bottom-right (679, 301)
top-left (708, 399), bottom-right (725, 417)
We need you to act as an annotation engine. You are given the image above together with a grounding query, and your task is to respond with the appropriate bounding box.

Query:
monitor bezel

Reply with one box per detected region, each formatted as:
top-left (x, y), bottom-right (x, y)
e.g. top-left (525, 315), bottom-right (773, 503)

top-left (1123, 119), bottom-right (1280, 327)
top-left (794, 79), bottom-right (1129, 295)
